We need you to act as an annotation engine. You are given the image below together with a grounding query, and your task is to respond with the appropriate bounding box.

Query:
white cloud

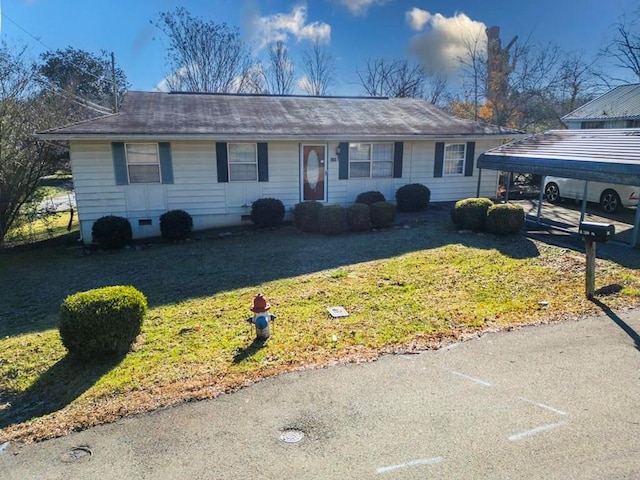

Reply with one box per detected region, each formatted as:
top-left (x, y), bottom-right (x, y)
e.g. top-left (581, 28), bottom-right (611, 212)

top-left (253, 5), bottom-right (331, 49)
top-left (405, 7), bottom-right (430, 31)
top-left (407, 11), bottom-right (487, 77)
top-left (334, 0), bottom-right (391, 16)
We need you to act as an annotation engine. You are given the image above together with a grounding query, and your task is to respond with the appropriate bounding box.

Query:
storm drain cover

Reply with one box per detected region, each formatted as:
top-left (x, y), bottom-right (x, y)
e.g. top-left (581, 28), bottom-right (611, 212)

top-left (280, 429), bottom-right (304, 443)
top-left (60, 446), bottom-right (92, 463)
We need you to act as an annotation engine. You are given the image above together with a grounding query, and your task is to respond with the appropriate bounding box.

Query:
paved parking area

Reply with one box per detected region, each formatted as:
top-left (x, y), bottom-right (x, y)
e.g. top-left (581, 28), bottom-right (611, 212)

top-left (3, 307), bottom-right (640, 479)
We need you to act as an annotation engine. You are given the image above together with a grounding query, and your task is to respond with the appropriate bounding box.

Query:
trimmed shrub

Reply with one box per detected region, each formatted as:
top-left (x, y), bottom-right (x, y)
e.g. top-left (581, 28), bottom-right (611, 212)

top-left (92, 215), bottom-right (132, 249)
top-left (251, 198), bottom-right (285, 228)
top-left (59, 285), bottom-right (147, 359)
top-left (355, 191), bottom-right (386, 205)
top-left (347, 203), bottom-right (372, 232)
top-left (294, 201), bottom-right (323, 232)
top-left (370, 201), bottom-right (396, 229)
top-left (318, 205), bottom-right (346, 235)
top-left (486, 203), bottom-right (525, 235)
top-left (160, 209), bottom-right (193, 241)
top-left (395, 183), bottom-right (431, 212)
top-left (451, 197), bottom-right (494, 231)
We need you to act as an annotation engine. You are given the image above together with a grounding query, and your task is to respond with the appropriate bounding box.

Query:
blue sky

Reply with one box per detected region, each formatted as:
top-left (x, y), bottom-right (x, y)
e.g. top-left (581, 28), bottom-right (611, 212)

top-left (1, 0), bottom-right (638, 95)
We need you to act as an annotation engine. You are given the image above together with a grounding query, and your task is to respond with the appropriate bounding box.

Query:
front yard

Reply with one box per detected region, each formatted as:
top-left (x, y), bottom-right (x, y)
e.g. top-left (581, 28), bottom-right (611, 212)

top-left (1, 214), bottom-right (639, 443)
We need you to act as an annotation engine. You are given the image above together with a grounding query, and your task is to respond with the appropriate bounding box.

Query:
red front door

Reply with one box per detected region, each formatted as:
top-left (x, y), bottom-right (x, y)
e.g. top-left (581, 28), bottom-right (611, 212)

top-left (302, 145), bottom-right (326, 201)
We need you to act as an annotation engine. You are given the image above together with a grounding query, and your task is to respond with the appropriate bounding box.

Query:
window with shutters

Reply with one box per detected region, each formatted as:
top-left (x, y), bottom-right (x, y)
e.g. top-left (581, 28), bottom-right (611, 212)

top-left (348, 142), bottom-right (393, 178)
top-left (228, 143), bottom-right (258, 181)
top-left (125, 143), bottom-right (161, 183)
top-left (444, 143), bottom-right (466, 176)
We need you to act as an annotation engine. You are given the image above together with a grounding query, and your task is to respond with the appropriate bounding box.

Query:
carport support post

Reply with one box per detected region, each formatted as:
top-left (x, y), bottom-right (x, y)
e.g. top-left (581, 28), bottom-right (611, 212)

top-left (633, 206), bottom-right (640, 248)
top-left (585, 239), bottom-right (596, 299)
top-left (580, 181), bottom-right (589, 224)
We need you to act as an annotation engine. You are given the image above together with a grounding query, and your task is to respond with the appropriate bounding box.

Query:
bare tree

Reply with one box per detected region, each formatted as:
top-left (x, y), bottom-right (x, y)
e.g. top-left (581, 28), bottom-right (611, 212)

top-left (156, 7), bottom-right (253, 93)
top-left (0, 43), bottom-right (61, 244)
top-left (458, 30), bottom-right (488, 121)
top-left (262, 41), bottom-right (294, 95)
top-left (603, 13), bottom-right (640, 82)
top-left (356, 57), bottom-right (448, 103)
top-left (556, 52), bottom-right (601, 115)
top-left (300, 40), bottom-right (336, 96)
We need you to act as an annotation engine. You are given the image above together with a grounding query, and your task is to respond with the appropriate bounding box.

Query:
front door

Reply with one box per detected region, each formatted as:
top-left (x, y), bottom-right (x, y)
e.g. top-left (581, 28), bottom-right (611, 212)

top-left (301, 144), bottom-right (326, 201)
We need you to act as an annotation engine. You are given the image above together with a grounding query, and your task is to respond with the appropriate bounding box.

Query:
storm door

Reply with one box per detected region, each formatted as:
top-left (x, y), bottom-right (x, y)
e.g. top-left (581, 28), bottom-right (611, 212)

top-left (301, 144), bottom-right (327, 201)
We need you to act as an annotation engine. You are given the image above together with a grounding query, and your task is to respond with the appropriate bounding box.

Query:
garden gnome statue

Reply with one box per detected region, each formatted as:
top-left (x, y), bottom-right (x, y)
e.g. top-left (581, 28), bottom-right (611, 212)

top-left (247, 293), bottom-right (276, 340)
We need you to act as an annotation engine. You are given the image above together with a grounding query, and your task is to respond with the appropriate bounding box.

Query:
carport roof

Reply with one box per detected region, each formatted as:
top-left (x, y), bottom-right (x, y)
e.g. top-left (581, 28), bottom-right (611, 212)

top-left (478, 128), bottom-right (640, 186)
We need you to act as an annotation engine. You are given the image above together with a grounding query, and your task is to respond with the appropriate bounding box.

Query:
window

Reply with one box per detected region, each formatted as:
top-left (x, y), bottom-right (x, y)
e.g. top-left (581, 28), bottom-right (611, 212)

top-left (228, 143), bottom-right (258, 181)
top-left (126, 143), bottom-right (161, 183)
top-left (444, 143), bottom-right (465, 175)
top-left (349, 143), bottom-right (393, 178)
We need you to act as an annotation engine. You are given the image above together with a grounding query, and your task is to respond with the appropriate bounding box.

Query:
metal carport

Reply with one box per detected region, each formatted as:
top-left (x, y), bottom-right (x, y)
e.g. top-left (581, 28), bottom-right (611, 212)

top-left (477, 129), bottom-right (640, 248)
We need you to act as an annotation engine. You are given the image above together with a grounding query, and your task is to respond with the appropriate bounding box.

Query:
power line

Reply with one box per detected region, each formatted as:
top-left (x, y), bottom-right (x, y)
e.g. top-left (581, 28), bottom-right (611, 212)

top-left (1, 9), bottom-right (116, 86)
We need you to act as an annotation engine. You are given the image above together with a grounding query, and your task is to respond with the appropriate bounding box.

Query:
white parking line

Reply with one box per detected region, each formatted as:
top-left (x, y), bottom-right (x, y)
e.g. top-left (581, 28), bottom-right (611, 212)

top-left (519, 397), bottom-right (568, 415)
top-left (451, 371), bottom-right (492, 387)
top-left (377, 457), bottom-right (443, 474)
top-left (508, 422), bottom-right (567, 441)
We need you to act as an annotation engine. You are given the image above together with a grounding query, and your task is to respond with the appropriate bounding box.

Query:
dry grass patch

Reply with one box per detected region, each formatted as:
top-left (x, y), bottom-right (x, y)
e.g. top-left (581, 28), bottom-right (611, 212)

top-left (1, 220), bottom-right (639, 443)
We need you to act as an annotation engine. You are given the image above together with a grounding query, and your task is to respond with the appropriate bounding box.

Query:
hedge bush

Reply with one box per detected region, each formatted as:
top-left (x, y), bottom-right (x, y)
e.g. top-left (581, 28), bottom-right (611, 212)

top-left (355, 191), bottom-right (386, 205)
top-left (251, 198), bottom-right (285, 228)
top-left (395, 183), bottom-right (431, 212)
top-left (294, 201), bottom-right (323, 232)
top-left (347, 203), bottom-right (372, 232)
top-left (370, 201), bottom-right (396, 229)
top-left (92, 215), bottom-right (132, 249)
top-left (160, 209), bottom-right (193, 241)
top-left (318, 205), bottom-right (346, 235)
top-left (485, 203), bottom-right (525, 235)
top-left (451, 197), bottom-right (494, 231)
top-left (59, 285), bottom-right (147, 359)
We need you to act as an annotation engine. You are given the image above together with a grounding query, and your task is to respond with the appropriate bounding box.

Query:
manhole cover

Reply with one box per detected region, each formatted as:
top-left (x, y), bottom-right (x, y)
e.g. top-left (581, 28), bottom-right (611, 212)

top-left (60, 446), bottom-right (92, 463)
top-left (280, 429), bottom-right (304, 443)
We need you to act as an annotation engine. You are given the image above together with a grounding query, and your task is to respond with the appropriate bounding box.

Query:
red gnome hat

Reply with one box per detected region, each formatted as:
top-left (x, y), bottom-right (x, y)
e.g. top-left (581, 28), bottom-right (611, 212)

top-left (250, 293), bottom-right (271, 313)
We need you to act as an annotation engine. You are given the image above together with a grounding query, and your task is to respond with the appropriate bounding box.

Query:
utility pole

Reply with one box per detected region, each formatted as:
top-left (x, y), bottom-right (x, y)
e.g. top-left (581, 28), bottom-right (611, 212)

top-left (111, 52), bottom-right (118, 113)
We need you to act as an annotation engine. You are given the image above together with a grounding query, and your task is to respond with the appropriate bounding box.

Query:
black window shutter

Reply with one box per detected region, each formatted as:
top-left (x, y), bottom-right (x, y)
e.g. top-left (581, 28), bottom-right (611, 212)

top-left (464, 141), bottom-right (476, 177)
top-left (434, 142), bottom-right (444, 178)
top-left (216, 142), bottom-right (228, 183)
top-left (112, 142), bottom-right (128, 185)
top-left (338, 142), bottom-right (349, 179)
top-left (158, 142), bottom-right (174, 184)
top-left (393, 142), bottom-right (403, 178)
top-left (257, 142), bottom-right (268, 182)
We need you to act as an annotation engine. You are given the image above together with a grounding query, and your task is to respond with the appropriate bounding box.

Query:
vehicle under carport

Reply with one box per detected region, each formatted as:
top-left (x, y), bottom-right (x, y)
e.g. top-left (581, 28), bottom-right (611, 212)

top-left (477, 129), bottom-right (640, 248)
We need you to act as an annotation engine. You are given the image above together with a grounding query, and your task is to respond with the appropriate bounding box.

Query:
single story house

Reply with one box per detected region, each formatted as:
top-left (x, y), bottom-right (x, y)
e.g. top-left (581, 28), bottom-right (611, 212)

top-left (38, 91), bottom-right (518, 241)
top-left (563, 84), bottom-right (640, 129)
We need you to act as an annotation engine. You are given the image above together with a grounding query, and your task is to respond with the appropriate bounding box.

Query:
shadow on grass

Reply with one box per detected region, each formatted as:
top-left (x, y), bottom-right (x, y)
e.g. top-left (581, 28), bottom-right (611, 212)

top-left (232, 338), bottom-right (267, 364)
top-left (0, 206), bottom-right (548, 338)
top-left (591, 298), bottom-right (640, 352)
top-left (0, 354), bottom-right (122, 429)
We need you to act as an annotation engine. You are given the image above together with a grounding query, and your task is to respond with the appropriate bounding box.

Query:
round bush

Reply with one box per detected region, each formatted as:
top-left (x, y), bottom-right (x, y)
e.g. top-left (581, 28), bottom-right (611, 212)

top-left (59, 286), bottom-right (147, 359)
top-left (395, 183), bottom-right (431, 212)
top-left (318, 205), bottom-right (346, 235)
top-left (160, 209), bottom-right (193, 241)
top-left (355, 191), bottom-right (386, 205)
top-left (370, 201), bottom-right (396, 229)
top-left (451, 197), bottom-right (494, 231)
top-left (294, 201), bottom-right (323, 232)
top-left (485, 203), bottom-right (525, 235)
top-left (92, 215), bottom-right (132, 249)
top-left (347, 203), bottom-right (372, 232)
top-left (251, 198), bottom-right (285, 228)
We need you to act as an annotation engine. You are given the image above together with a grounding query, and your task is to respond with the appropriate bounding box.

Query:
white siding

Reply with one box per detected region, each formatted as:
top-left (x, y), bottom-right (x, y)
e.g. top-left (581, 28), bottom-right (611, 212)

top-left (70, 137), bottom-right (503, 242)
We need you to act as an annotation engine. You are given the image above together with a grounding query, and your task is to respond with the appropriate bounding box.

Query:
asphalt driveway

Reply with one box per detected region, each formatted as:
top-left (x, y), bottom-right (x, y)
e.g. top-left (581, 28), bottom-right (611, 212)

top-left (3, 305), bottom-right (640, 479)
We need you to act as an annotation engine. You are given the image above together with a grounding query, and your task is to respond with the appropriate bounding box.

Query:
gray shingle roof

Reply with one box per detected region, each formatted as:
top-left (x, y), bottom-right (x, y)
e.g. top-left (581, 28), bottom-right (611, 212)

top-left (38, 91), bottom-right (518, 140)
top-left (562, 84), bottom-right (640, 122)
top-left (478, 128), bottom-right (640, 185)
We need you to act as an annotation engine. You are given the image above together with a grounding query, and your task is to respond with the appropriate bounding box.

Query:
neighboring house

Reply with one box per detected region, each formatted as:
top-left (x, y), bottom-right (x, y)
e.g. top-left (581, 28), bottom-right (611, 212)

top-left (563, 84), bottom-right (640, 129)
top-left (38, 91), bottom-right (517, 241)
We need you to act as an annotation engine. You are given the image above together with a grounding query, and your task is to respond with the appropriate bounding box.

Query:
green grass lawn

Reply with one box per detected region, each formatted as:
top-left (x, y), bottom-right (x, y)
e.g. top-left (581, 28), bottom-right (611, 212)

top-left (1, 217), bottom-right (639, 443)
